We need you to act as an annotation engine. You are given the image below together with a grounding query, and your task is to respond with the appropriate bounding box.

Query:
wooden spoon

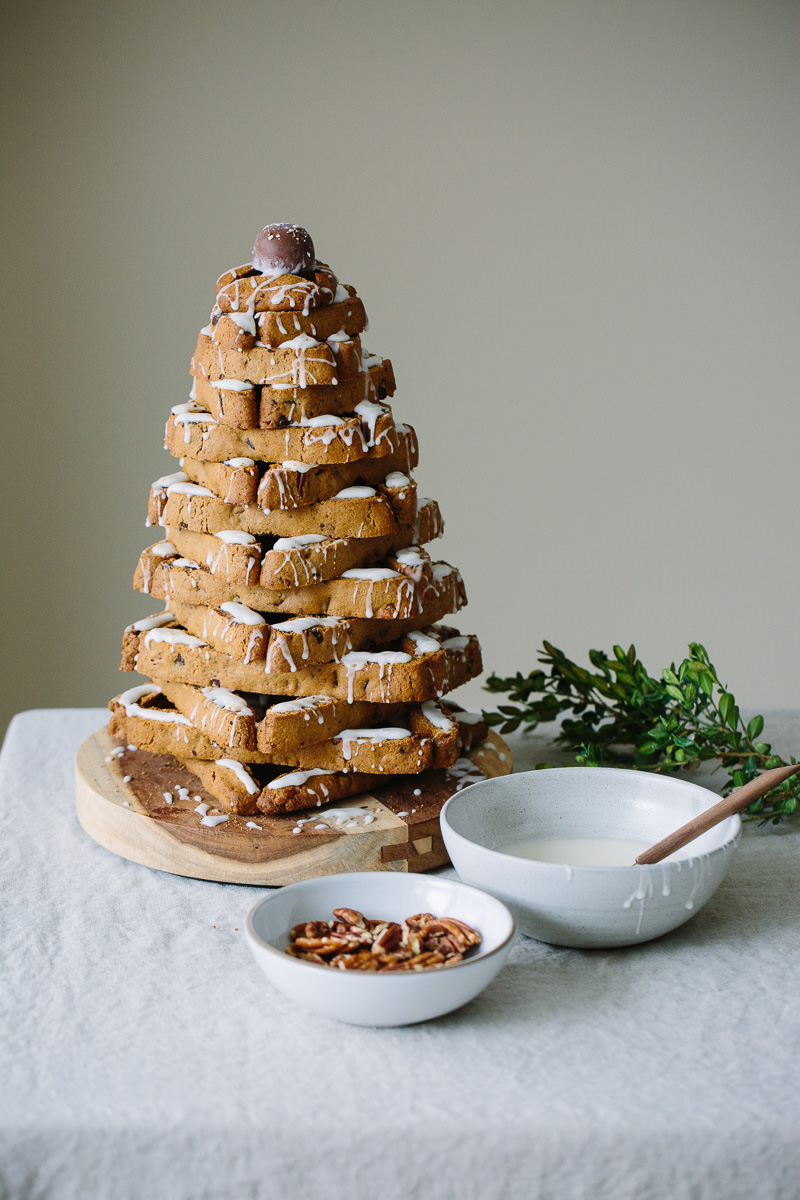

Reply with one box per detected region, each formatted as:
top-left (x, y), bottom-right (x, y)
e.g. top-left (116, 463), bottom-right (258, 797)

top-left (635, 763), bottom-right (800, 865)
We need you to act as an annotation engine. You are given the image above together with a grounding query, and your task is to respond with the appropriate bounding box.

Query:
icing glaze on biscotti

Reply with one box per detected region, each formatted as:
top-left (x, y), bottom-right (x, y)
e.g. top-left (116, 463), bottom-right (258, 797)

top-left (215, 261), bottom-right (338, 314)
top-left (192, 330), bottom-right (362, 392)
top-left (192, 359), bottom-right (396, 430)
top-left (150, 482), bottom-right (435, 544)
top-left (156, 680), bottom-right (406, 753)
top-left (135, 544), bottom-right (466, 621)
top-left (175, 756), bottom-right (383, 816)
top-left (178, 431), bottom-right (418, 511)
top-left (109, 691), bottom-right (459, 774)
top-left (127, 623), bottom-right (482, 703)
top-left (165, 401), bottom-right (401, 462)
top-left (210, 294), bottom-right (368, 351)
top-left (161, 526), bottom-right (435, 591)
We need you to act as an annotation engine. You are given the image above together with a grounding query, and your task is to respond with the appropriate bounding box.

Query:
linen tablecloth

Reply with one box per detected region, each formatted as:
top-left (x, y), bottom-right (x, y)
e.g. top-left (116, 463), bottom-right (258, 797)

top-left (2, 708), bottom-right (799, 1200)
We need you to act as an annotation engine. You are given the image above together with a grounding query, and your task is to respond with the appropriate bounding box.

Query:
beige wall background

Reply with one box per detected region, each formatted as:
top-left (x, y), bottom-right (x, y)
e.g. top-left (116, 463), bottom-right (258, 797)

top-left (1, 0), bottom-right (798, 736)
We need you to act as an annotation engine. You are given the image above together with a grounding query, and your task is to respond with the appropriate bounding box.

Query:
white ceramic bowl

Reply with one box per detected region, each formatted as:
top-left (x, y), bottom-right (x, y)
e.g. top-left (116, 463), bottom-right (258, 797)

top-left (245, 872), bottom-right (515, 1026)
top-left (440, 767), bottom-right (741, 948)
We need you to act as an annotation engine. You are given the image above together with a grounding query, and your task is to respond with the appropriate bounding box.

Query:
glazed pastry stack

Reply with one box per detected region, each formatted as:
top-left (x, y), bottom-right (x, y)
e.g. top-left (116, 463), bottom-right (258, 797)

top-left (109, 224), bottom-right (486, 819)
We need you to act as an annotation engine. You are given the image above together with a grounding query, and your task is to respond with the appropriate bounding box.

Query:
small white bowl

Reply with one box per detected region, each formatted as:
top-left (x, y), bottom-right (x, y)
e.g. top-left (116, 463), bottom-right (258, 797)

top-left (245, 872), bottom-right (515, 1026)
top-left (440, 768), bottom-right (741, 948)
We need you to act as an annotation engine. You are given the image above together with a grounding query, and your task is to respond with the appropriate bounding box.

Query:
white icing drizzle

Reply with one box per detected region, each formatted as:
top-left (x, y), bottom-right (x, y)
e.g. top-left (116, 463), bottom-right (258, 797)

top-left (280, 459), bottom-right (314, 473)
top-left (269, 695), bottom-right (329, 724)
top-left (267, 767), bottom-right (330, 789)
top-left (272, 534), bottom-right (328, 550)
top-left (171, 401), bottom-right (208, 415)
top-left (153, 471), bottom-right (188, 489)
top-left (281, 332), bottom-right (320, 349)
top-left (334, 727), bottom-right (411, 761)
top-left (395, 547), bottom-right (425, 565)
top-left (217, 758), bottom-right (260, 794)
top-left (341, 566), bottom-right (405, 619)
top-left (224, 457), bottom-right (256, 468)
top-left (384, 472), bottom-right (410, 489)
top-left (144, 628), bottom-right (207, 650)
top-left (116, 684), bottom-right (193, 726)
top-left (166, 481), bottom-right (214, 498)
top-left (421, 700), bottom-right (457, 732)
top-left (334, 485), bottom-right (376, 499)
top-left (340, 649), bottom-right (412, 703)
top-left (210, 378), bottom-right (253, 391)
top-left (342, 568), bottom-right (401, 581)
top-left (226, 310), bottom-right (257, 337)
top-left (213, 529), bottom-right (257, 545)
top-left (271, 616), bottom-right (343, 632)
top-left (406, 630), bottom-right (441, 655)
top-left (129, 612), bottom-right (175, 632)
top-left (151, 540), bottom-right (177, 557)
top-left (294, 804), bottom-right (378, 832)
top-left (171, 403), bottom-right (216, 445)
top-left (118, 684), bottom-right (159, 708)
top-left (442, 635), bottom-right (471, 652)
top-left (200, 814), bottom-right (229, 828)
top-left (447, 756), bottom-right (486, 792)
top-left (201, 686), bottom-right (253, 715)
top-left (354, 399), bottom-right (387, 446)
top-left (219, 601), bottom-right (265, 626)
top-left (300, 414), bottom-right (344, 427)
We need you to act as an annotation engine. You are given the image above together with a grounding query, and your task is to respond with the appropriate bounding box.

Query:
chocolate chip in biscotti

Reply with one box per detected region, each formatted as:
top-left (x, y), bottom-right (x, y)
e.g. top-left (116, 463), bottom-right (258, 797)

top-left (252, 224), bottom-right (315, 278)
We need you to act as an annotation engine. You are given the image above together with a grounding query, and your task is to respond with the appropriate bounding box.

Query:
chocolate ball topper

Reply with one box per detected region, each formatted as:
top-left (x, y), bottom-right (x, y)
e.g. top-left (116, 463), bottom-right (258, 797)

top-left (252, 224), bottom-right (316, 278)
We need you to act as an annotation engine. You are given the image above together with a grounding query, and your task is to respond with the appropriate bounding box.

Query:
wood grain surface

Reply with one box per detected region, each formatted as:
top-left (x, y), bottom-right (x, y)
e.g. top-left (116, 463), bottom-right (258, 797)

top-left (75, 729), bottom-right (512, 886)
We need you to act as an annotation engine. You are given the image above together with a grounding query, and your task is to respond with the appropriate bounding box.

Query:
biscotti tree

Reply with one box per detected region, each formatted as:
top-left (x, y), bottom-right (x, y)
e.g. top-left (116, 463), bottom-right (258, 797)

top-left (109, 223), bottom-right (492, 821)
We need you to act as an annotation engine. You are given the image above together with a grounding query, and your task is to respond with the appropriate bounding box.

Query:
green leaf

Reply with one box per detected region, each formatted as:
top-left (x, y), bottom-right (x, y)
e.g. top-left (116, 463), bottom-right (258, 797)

top-left (665, 684), bottom-right (684, 703)
top-left (746, 715), bottom-right (765, 741)
top-left (719, 692), bottom-right (736, 729)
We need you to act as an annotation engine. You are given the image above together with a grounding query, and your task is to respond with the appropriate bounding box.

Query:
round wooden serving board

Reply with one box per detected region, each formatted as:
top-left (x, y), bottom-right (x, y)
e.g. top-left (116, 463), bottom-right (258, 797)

top-left (75, 729), bottom-right (512, 886)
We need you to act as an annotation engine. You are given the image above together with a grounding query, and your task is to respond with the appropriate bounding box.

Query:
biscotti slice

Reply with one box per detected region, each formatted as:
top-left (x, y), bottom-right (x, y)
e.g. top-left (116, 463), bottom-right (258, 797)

top-left (192, 330), bottom-right (363, 393)
top-left (110, 688), bottom-right (459, 773)
top-left (214, 261), bottom-right (338, 313)
top-left (150, 479), bottom-right (435, 544)
top-left (161, 524), bottom-right (436, 591)
top-left (261, 363), bottom-right (395, 428)
top-left (192, 359), bottom-right (396, 430)
top-left (174, 757), bottom-right (383, 816)
top-left (129, 623), bottom-right (482, 702)
top-left (136, 543), bottom-right (467, 621)
top-left (155, 679), bottom-right (406, 752)
top-left (208, 293), bottom-right (367, 352)
top-left (178, 427), bottom-right (417, 509)
top-left (166, 401), bottom-right (401, 463)
top-left (147, 598), bottom-right (460, 671)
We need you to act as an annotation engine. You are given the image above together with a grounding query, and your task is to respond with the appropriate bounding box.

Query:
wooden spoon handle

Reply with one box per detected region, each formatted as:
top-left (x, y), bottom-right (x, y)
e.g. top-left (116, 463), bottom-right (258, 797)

top-left (635, 763), bottom-right (800, 865)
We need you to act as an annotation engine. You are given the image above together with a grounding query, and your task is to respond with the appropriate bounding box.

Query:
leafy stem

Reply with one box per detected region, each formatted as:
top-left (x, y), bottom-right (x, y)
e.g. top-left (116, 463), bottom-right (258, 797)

top-left (483, 641), bottom-right (798, 824)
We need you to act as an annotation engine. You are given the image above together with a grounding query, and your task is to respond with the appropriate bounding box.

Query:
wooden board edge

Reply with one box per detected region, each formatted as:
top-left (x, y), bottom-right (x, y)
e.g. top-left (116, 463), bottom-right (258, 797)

top-left (74, 726), bottom-right (512, 886)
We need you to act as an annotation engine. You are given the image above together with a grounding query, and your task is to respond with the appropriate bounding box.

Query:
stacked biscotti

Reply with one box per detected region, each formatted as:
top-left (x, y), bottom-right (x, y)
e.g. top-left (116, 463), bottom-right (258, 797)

top-left (110, 223), bottom-right (484, 819)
